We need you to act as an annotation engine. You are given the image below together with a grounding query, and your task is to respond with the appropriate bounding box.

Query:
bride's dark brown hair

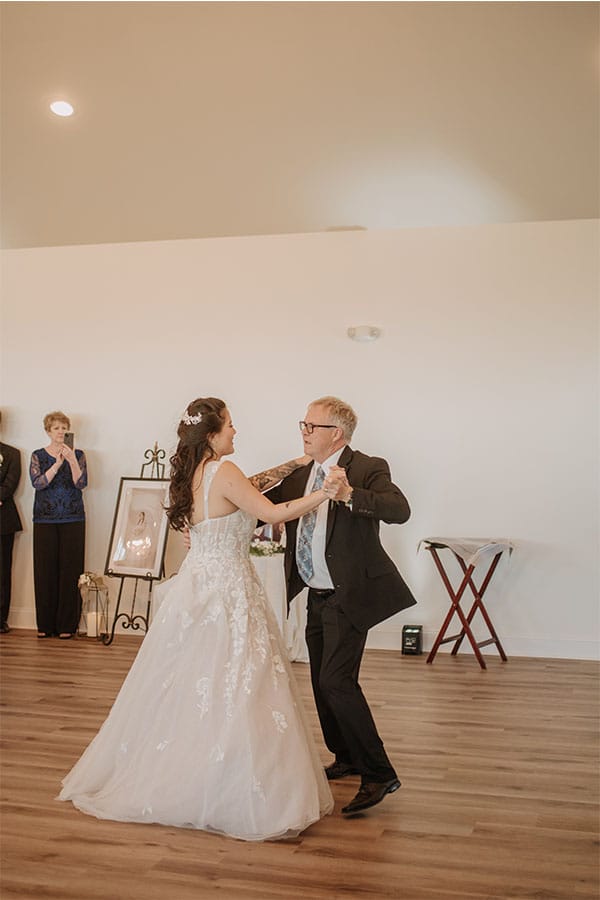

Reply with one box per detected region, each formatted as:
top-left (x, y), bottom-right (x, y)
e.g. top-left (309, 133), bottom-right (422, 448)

top-left (166, 397), bottom-right (227, 531)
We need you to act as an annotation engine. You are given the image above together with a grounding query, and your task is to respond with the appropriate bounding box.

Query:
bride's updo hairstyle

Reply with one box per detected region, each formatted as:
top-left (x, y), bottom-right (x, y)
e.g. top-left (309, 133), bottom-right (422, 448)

top-left (166, 397), bottom-right (227, 531)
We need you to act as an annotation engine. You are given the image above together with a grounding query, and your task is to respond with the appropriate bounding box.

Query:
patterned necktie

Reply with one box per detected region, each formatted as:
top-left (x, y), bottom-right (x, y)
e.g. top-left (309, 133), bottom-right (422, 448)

top-left (296, 466), bottom-right (325, 584)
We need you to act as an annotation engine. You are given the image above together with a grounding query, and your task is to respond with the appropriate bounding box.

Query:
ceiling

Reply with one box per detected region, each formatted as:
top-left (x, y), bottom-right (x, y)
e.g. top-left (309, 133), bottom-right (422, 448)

top-left (1, 1), bottom-right (598, 250)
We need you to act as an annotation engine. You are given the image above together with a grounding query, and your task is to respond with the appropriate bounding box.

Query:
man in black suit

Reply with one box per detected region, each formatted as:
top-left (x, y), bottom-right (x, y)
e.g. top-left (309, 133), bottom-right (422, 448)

top-left (265, 396), bottom-right (417, 815)
top-left (0, 439), bottom-right (23, 633)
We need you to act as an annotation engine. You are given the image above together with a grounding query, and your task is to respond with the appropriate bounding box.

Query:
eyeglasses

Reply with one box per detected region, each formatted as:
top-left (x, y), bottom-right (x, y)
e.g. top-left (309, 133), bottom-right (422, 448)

top-left (299, 421), bottom-right (337, 435)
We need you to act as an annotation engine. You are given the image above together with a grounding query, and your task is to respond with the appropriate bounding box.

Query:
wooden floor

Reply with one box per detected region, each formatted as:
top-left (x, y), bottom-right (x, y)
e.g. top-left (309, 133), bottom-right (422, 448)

top-left (1, 632), bottom-right (598, 900)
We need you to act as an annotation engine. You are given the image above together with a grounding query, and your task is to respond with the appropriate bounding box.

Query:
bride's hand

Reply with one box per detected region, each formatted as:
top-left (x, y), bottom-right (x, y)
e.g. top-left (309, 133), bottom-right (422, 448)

top-left (323, 468), bottom-right (349, 502)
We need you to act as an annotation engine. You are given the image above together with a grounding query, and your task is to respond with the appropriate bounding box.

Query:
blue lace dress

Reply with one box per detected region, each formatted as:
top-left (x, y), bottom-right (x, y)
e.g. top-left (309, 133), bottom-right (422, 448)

top-left (30, 448), bottom-right (87, 523)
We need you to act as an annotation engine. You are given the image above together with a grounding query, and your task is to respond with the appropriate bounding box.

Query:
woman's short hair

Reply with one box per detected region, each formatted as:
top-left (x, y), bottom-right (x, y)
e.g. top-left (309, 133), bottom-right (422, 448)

top-left (44, 411), bottom-right (70, 432)
top-left (311, 396), bottom-right (357, 442)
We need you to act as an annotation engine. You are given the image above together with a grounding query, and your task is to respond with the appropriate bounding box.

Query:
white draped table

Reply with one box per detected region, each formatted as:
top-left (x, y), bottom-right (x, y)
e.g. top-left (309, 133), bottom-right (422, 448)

top-left (251, 555), bottom-right (309, 662)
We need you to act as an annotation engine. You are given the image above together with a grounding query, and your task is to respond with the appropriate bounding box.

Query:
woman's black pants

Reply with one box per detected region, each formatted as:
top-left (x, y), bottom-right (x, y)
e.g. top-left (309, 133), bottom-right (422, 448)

top-left (33, 521), bottom-right (85, 635)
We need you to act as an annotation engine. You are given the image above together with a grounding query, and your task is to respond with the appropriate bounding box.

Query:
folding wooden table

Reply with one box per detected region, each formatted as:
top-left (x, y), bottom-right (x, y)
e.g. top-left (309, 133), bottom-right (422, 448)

top-left (419, 538), bottom-right (513, 670)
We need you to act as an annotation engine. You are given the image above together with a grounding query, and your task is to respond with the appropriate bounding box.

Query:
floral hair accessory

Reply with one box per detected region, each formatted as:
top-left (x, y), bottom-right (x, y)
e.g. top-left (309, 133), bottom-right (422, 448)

top-left (181, 410), bottom-right (203, 425)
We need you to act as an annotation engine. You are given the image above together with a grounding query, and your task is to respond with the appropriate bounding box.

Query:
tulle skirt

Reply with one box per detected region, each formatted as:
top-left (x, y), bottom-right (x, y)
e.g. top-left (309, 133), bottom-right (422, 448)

top-left (59, 558), bottom-right (333, 841)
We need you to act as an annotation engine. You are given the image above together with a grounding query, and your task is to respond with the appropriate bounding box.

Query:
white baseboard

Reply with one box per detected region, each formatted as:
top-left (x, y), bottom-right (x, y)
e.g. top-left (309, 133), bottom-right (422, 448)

top-left (7, 608), bottom-right (38, 630)
top-left (366, 626), bottom-right (600, 661)
top-left (7, 606), bottom-right (145, 638)
top-left (8, 608), bottom-right (599, 661)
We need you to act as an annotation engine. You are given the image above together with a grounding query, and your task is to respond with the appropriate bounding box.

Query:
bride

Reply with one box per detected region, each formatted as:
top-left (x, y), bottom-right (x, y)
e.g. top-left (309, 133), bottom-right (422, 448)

top-left (59, 397), bottom-right (334, 841)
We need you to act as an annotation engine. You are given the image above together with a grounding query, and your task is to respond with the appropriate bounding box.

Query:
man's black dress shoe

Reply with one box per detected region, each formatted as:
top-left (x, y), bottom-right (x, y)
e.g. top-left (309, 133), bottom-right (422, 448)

top-left (0, 623), bottom-right (10, 634)
top-left (324, 761), bottom-right (361, 781)
top-left (341, 778), bottom-right (401, 814)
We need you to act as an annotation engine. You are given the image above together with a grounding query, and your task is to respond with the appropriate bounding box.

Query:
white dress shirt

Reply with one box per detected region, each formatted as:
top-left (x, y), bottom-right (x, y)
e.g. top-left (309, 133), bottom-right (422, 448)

top-left (297, 447), bottom-right (346, 590)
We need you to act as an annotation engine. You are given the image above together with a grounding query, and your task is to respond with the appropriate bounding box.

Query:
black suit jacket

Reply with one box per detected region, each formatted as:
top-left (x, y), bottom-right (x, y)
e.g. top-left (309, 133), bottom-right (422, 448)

top-left (265, 446), bottom-right (417, 631)
top-left (0, 443), bottom-right (23, 535)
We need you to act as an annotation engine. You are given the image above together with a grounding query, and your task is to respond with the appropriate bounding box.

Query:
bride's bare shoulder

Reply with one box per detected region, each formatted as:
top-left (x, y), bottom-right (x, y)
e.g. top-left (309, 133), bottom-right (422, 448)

top-left (215, 459), bottom-right (246, 481)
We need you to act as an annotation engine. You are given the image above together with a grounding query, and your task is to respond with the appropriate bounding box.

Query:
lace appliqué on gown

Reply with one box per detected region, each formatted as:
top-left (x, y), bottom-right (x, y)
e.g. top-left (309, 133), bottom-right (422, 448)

top-left (58, 460), bottom-right (333, 841)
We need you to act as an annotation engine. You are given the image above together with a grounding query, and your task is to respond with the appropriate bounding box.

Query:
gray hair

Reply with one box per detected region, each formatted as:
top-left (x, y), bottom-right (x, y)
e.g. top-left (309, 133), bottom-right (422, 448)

top-left (310, 396), bottom-right (357, 442)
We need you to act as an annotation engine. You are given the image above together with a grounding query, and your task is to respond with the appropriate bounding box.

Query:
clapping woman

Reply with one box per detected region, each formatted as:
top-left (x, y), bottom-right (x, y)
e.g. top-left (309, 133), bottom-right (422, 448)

top-left (30, 411), bottom-right (87, 639)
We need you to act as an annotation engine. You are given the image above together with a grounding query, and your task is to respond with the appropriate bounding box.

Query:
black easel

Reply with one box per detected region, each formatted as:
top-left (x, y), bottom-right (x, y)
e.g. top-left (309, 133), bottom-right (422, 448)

top-left (102, 444), bottom-right (167, 645)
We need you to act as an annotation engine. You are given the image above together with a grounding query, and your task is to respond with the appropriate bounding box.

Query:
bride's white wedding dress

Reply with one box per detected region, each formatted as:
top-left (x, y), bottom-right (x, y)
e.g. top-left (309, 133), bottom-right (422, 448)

top-left (59, 461), bottom-right (333, 841)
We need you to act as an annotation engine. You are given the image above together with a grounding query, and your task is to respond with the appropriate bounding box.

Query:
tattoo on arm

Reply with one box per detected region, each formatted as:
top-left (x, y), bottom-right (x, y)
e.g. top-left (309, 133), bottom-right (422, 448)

top-left (249, 459), bottom-right (304, 492)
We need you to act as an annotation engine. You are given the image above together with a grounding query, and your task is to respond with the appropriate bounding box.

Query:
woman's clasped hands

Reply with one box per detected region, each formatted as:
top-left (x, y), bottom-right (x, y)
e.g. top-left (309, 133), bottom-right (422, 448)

top-left (61, 443), bottom-right (77, 465)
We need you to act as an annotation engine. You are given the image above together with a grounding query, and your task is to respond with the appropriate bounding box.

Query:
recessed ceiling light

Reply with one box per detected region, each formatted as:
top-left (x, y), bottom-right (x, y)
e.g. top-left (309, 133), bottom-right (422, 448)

top-left (50, 101), bottom-right (74, 117)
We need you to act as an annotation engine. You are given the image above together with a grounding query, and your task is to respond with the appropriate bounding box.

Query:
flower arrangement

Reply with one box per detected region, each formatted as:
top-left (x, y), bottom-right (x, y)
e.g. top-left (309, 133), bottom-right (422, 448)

top-left (78, 572), bottom-right (107, 589)
top-left (249, 540), bottom-right (285, 557)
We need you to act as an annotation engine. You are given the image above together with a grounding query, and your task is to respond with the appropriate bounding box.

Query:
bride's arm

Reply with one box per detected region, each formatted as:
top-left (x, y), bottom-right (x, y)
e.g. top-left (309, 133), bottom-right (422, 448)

top-left (249, 455), bottom-right (311, 493)
top-left (218, 461), bottom-right (328, 524)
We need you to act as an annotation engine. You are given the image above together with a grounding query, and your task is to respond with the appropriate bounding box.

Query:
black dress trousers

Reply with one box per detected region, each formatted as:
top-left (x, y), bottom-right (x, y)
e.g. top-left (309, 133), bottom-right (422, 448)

top-left (305, 590), bottom-right (397, 783)
top-left (33, 521), bottom-right (85, 634)
top-left (0, 532), bottom-right (16, 626)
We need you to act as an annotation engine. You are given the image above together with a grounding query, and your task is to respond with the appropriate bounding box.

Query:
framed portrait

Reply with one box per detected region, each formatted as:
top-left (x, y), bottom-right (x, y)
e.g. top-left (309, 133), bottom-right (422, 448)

top-left (105, 477), bottom-right (170, 580)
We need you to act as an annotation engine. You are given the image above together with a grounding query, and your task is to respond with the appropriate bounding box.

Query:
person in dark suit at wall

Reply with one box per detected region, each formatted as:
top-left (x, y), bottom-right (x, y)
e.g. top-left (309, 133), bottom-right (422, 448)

top-left (0, 423), bottom-right (24, 634)
top-left (263, 396), bottom-right (417, 815)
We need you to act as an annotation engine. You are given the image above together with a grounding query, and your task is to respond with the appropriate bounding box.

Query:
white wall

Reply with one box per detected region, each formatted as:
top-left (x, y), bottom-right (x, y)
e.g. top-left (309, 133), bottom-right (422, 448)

top-left (1, 220), bottom-right (598, 659)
